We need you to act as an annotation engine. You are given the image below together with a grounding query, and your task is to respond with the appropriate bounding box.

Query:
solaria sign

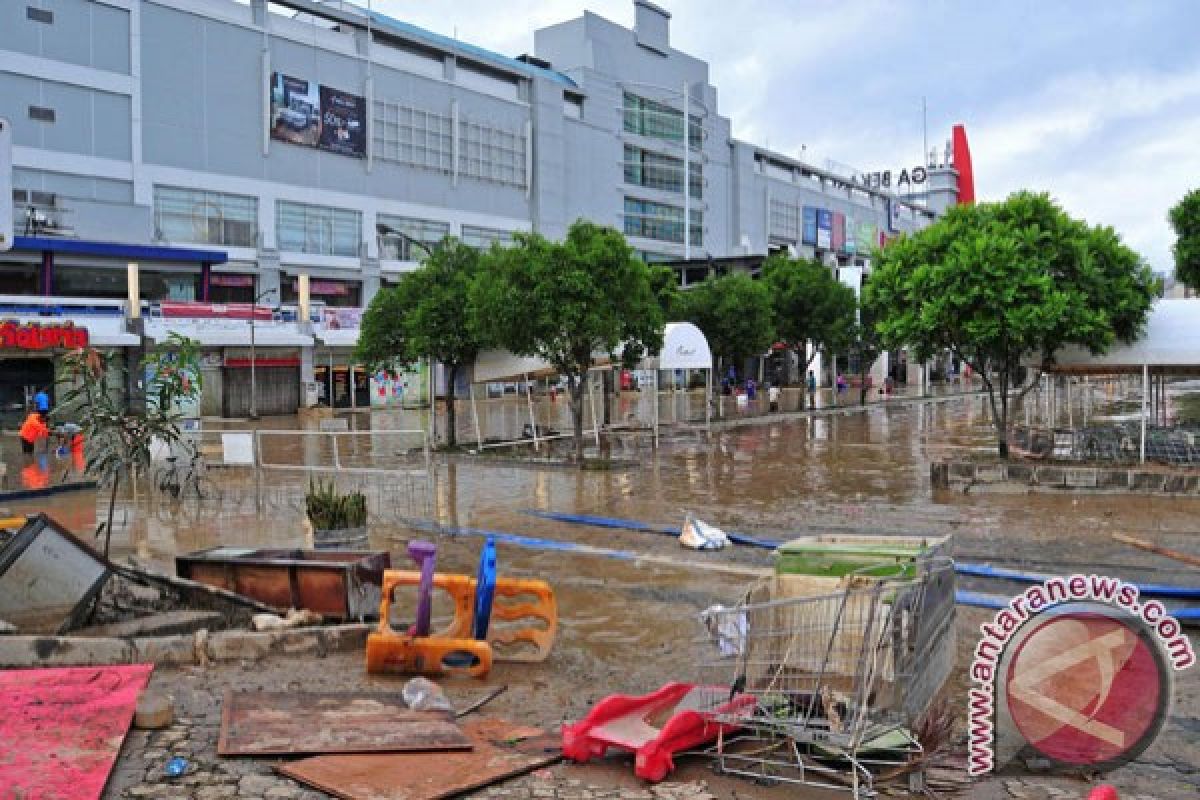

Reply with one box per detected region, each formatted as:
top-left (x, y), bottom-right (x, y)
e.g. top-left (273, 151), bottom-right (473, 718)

top-left (0, 320), bottom-right (90, 350)
top-left (969, 574), bottom-right (1195, 776)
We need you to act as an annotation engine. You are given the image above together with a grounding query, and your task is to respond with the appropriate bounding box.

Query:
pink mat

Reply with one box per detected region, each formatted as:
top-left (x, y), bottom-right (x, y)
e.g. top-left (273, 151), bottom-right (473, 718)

top-left (0, 664), bottom-right (154, 800)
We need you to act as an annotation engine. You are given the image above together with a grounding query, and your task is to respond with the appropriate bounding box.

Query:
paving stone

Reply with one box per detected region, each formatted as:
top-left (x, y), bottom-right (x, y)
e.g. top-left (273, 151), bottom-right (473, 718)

top-left (78, 611), bottom-right (224, 639)
top-left (206, 631), bottom-right (272, 662)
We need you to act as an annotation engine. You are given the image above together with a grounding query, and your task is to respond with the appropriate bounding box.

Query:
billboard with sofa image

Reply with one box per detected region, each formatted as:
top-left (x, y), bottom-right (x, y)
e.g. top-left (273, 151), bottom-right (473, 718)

top-left (270, 72), bottom-right (365, 158)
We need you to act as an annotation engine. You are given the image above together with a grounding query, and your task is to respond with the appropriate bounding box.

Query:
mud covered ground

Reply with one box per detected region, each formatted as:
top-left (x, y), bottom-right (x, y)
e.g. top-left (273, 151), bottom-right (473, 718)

top-left (40, 388), bottom-right (1195, 799)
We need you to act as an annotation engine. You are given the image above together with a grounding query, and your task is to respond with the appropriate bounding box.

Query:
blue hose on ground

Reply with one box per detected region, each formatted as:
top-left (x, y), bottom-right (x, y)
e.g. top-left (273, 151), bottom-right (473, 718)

top-left (521, 509), bottom-right (784, 549)
top-left (403, 518), bottom-right (1200, 622)
top-left (956, 589), bottom-right (1200, 621)
top-left (522, 509), bottom-right (1200, 600)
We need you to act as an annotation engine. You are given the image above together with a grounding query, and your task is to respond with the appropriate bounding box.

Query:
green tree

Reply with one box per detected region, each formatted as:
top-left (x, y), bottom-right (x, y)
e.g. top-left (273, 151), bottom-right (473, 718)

top-left (58, 333), bottom-right (202, 557)
top-left (356, 238), bottom-right (483, 447)
top-left (1169, 188), bottom-right (1200, 290)
top-left (763, 255), bottom-right (857, 376)
top-left (675, 272), bottom-right (775, 408)
top-left (469, 220), bottom-right (664, 462)
top-left (865, 191), bottom-right (1158, 457)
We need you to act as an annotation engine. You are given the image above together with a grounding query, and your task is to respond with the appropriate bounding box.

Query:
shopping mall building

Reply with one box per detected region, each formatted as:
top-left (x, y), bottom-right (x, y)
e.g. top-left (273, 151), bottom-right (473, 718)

top-left (0, 0), bottom-right (974, 418)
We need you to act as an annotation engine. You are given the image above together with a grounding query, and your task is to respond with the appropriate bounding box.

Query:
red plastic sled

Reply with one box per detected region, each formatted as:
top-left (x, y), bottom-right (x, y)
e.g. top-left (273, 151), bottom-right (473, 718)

top-left (561, 682), bottom-right (754, 782)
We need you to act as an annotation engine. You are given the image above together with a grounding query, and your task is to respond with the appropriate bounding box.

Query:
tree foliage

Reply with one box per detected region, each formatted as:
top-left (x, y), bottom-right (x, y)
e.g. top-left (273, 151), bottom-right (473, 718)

top-left (470, 220), bottom-right (664, 461)
top-left (356, 238), bottom-right (484, 446)
top-left (675, 272), bottom-right (774, 383)
top-left (865, 191), bottom-right (1158, 456)
top-left (763, 254), bottom-right (857, 372)
top-left (1169, 188), bottom-right (1200, 290)
top-left (57, 333), bottom-right (202, 556)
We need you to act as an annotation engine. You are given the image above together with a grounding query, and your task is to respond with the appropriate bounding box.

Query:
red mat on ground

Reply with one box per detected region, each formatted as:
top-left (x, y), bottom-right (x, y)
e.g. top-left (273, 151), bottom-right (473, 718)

top-left (0, 664), bottom-right (153, 800)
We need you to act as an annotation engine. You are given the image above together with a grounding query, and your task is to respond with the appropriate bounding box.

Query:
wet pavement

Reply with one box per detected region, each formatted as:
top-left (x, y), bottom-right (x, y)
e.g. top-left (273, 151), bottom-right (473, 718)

top-left (6, 382), bottom-right (1198, 798)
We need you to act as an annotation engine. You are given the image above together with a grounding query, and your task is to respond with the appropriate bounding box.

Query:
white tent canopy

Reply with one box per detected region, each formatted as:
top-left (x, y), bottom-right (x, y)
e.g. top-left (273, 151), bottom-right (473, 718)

top-left (1042, 299), bottom-right (1200, 374)
top-left (648, 322), bottom-right (713, 370)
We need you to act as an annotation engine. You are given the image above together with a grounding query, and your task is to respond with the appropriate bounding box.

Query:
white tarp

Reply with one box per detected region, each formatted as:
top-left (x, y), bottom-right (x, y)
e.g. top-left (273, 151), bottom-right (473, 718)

top-left (471, 350), bottom-right (555, 383)
top-left (1043, 299), bottom-right (1200, 371)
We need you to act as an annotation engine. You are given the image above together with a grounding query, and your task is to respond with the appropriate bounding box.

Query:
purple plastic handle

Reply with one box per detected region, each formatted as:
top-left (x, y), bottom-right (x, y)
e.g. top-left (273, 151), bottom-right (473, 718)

top-left (407, 540), bottom-right (437, 637)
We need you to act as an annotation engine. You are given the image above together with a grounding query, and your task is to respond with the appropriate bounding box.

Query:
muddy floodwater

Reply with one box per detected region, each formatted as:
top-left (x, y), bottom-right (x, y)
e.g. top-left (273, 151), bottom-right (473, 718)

top-left (20, 387), bottom-right (1200, 798)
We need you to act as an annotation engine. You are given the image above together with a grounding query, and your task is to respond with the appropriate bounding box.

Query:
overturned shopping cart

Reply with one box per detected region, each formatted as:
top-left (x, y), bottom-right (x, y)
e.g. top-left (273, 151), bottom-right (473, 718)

top-left (695, 559), bottom-right (956, 798)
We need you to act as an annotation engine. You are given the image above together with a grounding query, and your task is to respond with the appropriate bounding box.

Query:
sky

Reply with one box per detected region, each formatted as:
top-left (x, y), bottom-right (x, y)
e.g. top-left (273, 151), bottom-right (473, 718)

top-left (366, 0), bottom-right (1200, 276)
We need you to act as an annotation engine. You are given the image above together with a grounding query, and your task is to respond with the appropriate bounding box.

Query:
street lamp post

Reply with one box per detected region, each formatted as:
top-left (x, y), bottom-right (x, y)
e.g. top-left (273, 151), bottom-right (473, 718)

top-left (249, 287), bottom-right (277, 421)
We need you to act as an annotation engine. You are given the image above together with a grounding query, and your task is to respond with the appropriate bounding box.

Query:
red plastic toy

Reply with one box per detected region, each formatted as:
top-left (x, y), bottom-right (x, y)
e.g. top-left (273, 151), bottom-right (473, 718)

top-left (561, 682), bottom-right (754, 782)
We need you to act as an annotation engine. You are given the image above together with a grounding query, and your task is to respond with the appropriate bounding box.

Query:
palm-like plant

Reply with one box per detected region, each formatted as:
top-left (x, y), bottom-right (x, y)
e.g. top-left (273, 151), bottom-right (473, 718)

top-left (57, 333), bottom-right (203, 557)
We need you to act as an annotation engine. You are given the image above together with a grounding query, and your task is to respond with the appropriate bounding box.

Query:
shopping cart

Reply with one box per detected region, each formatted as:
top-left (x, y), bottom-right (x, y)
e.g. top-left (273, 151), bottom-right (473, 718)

top-left (694, 559), bottom-right (956, 798)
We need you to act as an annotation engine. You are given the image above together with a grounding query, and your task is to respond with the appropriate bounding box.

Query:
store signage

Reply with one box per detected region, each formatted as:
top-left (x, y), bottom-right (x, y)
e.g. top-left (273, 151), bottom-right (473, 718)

top-left (856, 166), bottom-right (928, 191)
top-left (0, 320), bottom-right (89, 350)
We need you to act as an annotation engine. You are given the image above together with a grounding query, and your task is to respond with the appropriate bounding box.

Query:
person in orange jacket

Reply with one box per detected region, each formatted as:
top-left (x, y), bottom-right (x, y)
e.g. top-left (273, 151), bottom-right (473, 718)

top-left (19, 410), bottom-right (50, 459)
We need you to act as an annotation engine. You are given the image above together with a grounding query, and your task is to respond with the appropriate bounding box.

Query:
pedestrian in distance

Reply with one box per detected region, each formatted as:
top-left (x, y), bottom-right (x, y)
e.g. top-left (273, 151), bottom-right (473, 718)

top-left (768, 383), bottom-right (781, 413)
top-left (836, 372), bottom-right (847, 394)
top-left (33, 386), bottom-right (50, 413)
top-left (806, 370), bottom-right (817, 410)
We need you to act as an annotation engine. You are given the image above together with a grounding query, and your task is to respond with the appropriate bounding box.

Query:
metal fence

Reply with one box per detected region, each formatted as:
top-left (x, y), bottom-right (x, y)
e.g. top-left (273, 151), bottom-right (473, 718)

top-left (1011, 423), bottom-right (1200, 466)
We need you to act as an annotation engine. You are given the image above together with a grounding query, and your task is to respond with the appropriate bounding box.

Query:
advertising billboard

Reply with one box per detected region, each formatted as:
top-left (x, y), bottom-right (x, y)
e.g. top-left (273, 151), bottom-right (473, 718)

top-left (802, 207), bottom-right (817, 246)
top-left (270, 73), bottom-right (366, 158)
top-left (832, 212), bottom-right (846, 253)
top-left (816, 209), bottom-right (833, 249)
top-left (856, 221), bottom-right (877, 255)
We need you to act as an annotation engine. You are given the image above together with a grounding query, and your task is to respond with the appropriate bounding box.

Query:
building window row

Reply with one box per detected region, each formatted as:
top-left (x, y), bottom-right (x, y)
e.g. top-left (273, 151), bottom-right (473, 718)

top-left (150, 187), bottom-right (523, 259)
top-left (373, 100), bottom-right (455, 173)
top-left (276, 201), bottom-right (361, 258)
top-left (460, 225), bottom-right (516, 250)
top-left (377, 214), bottom-right (450, 260)
top-left (154, 186), bottom-right (258, 248)
top-left (768, 197), bottom-right (801, 243)
top-left (623, 197), bottom-right (702, 247)
top-left (623, 145), bottom-right (702, 199)
top-left (622, 92), bottom-right (702, 150)
top-left (459, 119), bottom-right (527, 188)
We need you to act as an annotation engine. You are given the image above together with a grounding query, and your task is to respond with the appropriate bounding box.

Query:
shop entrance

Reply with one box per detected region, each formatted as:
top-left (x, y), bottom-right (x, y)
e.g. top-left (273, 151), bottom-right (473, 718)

top-left (0, 358), bottom-right (54, 426)
top-left (222, 366), bottom-right (300, 417)
top-left (314, 365), bottom-right (370, 409)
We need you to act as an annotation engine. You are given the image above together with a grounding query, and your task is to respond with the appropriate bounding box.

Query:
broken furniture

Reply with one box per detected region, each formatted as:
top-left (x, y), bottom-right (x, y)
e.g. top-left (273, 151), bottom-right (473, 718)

top-left (0, 664), bottom-right (153, 800)
top-left (0, 513), bottom-right (111, 634)
top-left (365, 569), bottom-right (556, 678)
top-left (277, 717), bottom-right (559, 800)
top-left (217, 690), bottom-right (472, 756)
top-left (562, 682), bottom-right (754, 782)
top-left (175, 547), bottom-right (391, 621)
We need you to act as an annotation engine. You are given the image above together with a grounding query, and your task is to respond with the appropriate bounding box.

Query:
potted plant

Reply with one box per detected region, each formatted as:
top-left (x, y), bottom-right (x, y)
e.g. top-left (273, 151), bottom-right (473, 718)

top-left (304, 477), bottom-right (368, 549)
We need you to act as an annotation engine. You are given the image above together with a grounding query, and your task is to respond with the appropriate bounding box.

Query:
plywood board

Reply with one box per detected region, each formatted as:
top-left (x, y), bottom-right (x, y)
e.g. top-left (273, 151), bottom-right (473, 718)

top-left (277, 717), bottom-right (560, 800)
top-left (0, 664), bottom-right (153, 800)
top-left (218, 691), bottom-right (472, 756)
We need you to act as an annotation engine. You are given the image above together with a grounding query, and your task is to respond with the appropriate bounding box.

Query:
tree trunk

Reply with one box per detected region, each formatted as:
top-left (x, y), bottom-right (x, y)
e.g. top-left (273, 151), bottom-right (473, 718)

top-left (445, 364), bottom-right (458, 448)
top-left (603, 368), bottom-right (612, 427)
top-left (569, 374), bottom-right (585, 463)
top-left (998, 370), bottom-right (1011, 459)
top-left (103, 471), bottom-right (120, 559)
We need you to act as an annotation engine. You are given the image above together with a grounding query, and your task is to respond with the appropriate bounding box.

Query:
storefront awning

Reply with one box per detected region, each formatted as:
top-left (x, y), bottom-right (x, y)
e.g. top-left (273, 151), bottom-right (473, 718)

top-left (12, 237), bottom-right (228, 265)
top-left (143, 323), bottom-right (313, 348)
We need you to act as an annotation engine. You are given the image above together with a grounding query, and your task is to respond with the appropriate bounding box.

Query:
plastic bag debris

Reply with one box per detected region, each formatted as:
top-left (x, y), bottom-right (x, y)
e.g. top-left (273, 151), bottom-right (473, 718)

top-left (679, 514), bottom-right (731, 551)
top-left (700, 604), bottom-right (746, 656)
top-left (402, 676), bottom-right (455, 713)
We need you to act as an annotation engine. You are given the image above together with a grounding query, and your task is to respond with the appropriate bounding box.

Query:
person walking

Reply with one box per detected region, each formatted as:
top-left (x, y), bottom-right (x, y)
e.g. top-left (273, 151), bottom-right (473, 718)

top-left (806, 370), bottom-right (817, 410)
top-left (768, 383), bottom-right (781, 413)
top-left (19, 409), bottom-right (50, 459)
top-left (33, 386), bottom-right (50, 414)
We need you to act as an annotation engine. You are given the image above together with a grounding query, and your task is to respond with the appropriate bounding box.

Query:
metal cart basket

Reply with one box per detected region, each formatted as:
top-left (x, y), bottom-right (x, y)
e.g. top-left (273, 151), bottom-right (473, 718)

top-left (694, 559), bottom-right (956, 797)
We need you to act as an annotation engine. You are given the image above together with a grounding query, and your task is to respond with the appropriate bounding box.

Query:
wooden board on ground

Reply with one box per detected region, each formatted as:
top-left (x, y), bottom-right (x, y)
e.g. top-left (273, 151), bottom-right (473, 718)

top-left (277, 717), bottom-right (560, 800)
top-left (217, 690), bottom-right (472, 756)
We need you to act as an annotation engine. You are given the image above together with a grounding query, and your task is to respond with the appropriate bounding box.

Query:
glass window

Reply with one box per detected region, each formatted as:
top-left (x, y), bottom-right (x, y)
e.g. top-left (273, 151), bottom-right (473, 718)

top-left (372, 99), bottom-right (454, 172)
top-left (460, 225), bottom-right (515, 250)
top-left (622, 92), bottom-right (702, 149)
top-left (282, 277), bottom-right (361, 308)
top-left (377, 215), bottom-right (450, 261)
top-left (769, 197), bottom-right (800, 242)
top-left (623, 197), bottom-right (702, 246)
top-left (54, 266), bottom-right (199, 301)
top-left (209, 273), bottom-right (256, 304)
top-left (0, 263), bottom-right (42, 295)
top-left (154, 186), bottom-right (257, 247)
top-left (623, 144), bottom-right (702, 199)
top-left (276, 201), bottom-right (361, 257)
top-left (458, 118), bottom-right (527, 188)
